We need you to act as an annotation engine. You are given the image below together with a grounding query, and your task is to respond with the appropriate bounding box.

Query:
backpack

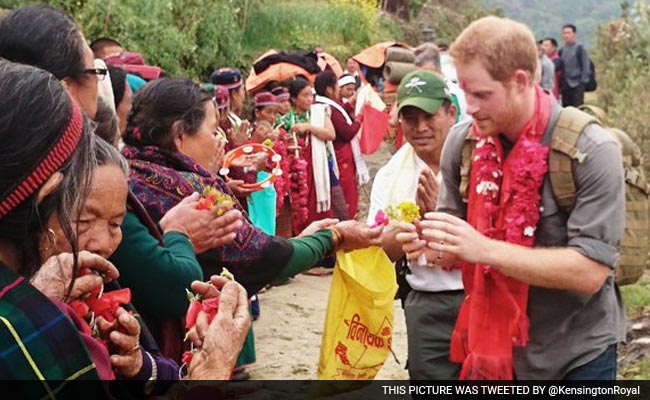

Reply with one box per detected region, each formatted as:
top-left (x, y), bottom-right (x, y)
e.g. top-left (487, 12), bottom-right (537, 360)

top-left (584, 56), bottom-right (597, 92)
top-left (559, 45), bottom-right (597, 92)
top-left (458, 106), bottom-right (650, 286)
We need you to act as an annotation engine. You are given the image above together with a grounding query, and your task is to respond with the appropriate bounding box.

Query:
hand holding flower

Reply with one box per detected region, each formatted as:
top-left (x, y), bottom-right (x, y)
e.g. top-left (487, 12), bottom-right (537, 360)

top-left (96, 306), bottom-right (143, 378)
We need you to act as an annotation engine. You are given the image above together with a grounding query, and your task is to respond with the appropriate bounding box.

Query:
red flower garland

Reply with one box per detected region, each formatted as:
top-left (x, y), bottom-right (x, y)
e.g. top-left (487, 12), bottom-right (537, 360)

top-left (450, 86), bottom-right (552, 380)
top-left (288, 135), bottom-right (309, 235)
top-left (271, 129), bottom-right (291, 215)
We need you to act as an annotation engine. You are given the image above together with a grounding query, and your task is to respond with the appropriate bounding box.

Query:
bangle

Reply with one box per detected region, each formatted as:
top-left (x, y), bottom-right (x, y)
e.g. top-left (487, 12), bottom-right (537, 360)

top-left (144, 351), bottom-right (157, 395)
top-left (329, 227), bottom-right (342, 252)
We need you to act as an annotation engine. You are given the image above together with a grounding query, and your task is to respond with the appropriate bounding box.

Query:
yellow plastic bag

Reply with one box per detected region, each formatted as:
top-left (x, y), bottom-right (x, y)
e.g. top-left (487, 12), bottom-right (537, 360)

top-left (317, 247), bottom-right (397, 380)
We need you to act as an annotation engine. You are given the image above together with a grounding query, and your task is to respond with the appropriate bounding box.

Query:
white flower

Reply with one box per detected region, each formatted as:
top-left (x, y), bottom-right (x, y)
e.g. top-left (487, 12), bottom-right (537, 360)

top-left (476, 180), bottom-right (499, 195)
top-left (476, 139), bottom-right (486, 149)
top-left (523, 226), bottom-right (536, 237)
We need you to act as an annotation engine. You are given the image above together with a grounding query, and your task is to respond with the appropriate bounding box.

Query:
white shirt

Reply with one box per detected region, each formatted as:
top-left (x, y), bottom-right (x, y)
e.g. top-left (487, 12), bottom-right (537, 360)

top-left (368, 148), bottom-right (463, 292)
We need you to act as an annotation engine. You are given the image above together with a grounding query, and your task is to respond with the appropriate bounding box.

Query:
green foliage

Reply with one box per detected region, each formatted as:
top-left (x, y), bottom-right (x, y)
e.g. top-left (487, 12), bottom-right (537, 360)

top-left (482, 0), bottom-right (621, 46)
top-left (242, 0), bottom-right (402, 63)
top-left (1, 0), bottom-right (249, 80)
top-left (2, 0), bottom-right (403, 80)
top-left (621, 276), bottom-right (650, 318)
top-left (591, 1), bottom-right (650, 179)
top-left (415, 0), bottom-right (501, 45)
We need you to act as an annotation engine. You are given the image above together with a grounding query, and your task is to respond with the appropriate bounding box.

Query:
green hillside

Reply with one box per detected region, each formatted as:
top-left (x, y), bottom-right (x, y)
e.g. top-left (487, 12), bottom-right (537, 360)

top-left (482, 0), bottom-right (622, 47)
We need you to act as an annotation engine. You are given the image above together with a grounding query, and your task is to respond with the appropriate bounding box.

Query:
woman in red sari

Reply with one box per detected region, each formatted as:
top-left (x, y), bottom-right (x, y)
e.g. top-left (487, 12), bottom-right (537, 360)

top-left (277, 78), bottom-right (337, 234)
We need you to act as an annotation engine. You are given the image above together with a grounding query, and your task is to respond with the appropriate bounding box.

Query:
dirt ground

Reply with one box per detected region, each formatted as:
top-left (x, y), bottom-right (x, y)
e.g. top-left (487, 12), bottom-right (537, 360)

top-left (248, 141), bottom-right (406, 380)
top-left (248, 273), bottom-right (409, 380)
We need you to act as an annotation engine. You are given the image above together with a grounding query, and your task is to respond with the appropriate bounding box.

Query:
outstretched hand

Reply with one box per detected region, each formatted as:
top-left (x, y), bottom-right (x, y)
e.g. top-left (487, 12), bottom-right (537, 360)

top-left (298, 218), bottom-right (339, 237)
top-left (334, 220), bottom-right (383, 251)
top-left (160, 193), bottom-right (244, 253)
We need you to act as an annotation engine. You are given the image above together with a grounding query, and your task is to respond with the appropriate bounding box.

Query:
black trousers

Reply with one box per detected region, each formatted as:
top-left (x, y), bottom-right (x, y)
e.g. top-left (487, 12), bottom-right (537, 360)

top-left (561, 83), bottom-right (585, 107)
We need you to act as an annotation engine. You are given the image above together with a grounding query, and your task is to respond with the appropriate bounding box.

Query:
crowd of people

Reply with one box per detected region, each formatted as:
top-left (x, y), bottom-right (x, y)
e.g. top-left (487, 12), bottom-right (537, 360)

top-left (0, 4), bottom-right (625, 396)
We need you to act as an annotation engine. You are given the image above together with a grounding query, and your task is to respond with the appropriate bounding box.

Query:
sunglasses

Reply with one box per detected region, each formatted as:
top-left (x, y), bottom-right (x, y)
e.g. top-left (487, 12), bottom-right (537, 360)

top-left (84, 67), bottom-right (108, 81)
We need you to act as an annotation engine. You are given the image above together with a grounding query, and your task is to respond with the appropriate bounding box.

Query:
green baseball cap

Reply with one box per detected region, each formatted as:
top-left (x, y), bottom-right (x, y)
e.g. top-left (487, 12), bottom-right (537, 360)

top-left (397, 70), bottom-right (451, 115)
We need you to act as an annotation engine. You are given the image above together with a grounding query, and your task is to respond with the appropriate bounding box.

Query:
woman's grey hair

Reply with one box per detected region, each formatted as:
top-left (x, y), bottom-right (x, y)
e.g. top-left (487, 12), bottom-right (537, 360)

top-left (94, 132), bottom-right (129, 174)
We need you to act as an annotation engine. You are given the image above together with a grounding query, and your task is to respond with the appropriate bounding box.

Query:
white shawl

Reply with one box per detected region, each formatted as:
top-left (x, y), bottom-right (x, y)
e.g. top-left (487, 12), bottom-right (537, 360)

top-left (314, 95), bottom-right (370, 185)
top-left (309, 103), bottom-right (338, 213)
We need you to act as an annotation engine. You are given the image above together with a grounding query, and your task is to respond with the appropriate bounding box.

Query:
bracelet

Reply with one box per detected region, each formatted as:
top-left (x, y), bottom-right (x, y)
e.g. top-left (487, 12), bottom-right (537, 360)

top-left (144, 351), bottom-right (157, 395)
top-left (329, 227), bottom-right (342, 252)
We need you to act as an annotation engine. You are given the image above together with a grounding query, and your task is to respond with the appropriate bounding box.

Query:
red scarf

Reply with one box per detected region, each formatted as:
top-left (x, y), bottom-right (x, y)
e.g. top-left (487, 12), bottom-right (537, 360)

top-left (450, 86), bottom-right (552, 380)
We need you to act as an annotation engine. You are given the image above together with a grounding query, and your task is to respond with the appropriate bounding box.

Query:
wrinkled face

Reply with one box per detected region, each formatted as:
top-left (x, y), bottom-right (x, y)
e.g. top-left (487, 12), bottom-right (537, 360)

top-left (66, 34), bottom-right (99, 119)
top-left (46, 165), bottom-right (128, 260)
top-left (116, 82), bottom-right (133, 135)
top-left (542, 40), bottom-right (556, 56)
top-left (340, 83), bottom-right (355, 100)
top-left (293, 85), bottom-right (313, 113)
top-left (176, 101), bottom-right (224, 172)
top-left (255, 105), bottom-right (279, 125)
top-left (562, 28), bottom-right (576, 45)
top-left (400, 105), bottom-right (456, 159)
top-left (457, 60), bottom-right (518, 137)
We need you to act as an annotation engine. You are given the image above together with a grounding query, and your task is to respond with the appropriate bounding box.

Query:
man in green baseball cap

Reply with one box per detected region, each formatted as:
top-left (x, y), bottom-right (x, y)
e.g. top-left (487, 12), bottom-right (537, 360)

top-left (368, 69), bottom-right (461, 381)
top-left (397, 69), bottom-right (452, 115)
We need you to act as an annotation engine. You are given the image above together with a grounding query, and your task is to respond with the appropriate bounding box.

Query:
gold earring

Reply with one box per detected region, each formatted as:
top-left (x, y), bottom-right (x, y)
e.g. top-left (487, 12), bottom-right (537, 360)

top-left (40, 228), bottom-right (57, 253)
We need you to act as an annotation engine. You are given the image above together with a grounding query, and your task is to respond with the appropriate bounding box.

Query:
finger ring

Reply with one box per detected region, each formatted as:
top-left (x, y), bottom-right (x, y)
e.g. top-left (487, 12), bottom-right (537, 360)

top-left (127, 344), bottom-right (141, 354)
top-left (433, 241), bottom-right (444, 266)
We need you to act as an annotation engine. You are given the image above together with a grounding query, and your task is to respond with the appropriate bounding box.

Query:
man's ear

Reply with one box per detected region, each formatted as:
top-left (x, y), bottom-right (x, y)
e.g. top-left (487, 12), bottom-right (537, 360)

top-left (37, 172), bottom-right (64, 204)
top-left (448, 103), bottom-right (457, 124)
top-left (513, 69), bottom-right (532, 90)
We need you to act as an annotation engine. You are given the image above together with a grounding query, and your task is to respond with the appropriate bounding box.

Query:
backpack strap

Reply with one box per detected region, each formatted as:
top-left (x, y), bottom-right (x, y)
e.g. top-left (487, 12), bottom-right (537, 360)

top-left (548, 106), bottom-right (599, 212)
top-left (459, 127), bottom-right (475, 202)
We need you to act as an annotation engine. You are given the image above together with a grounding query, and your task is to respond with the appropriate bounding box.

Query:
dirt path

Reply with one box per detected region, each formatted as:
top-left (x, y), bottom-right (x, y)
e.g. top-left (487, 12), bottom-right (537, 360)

top-left (247, 273), bottom-right (409, 380)
top-left (247, 141), bottom-right (408, 380)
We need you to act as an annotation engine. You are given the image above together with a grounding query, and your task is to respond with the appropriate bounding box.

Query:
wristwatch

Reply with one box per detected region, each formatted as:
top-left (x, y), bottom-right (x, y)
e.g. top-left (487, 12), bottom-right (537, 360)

top-left (144, 351), bottom-right (157, 395)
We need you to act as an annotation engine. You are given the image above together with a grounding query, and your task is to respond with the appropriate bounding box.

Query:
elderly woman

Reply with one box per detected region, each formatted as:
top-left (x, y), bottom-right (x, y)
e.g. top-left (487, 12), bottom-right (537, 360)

top-left (122, 78), bottom-right (382, 296)
top-left (0, 6), bottom-right (245, 361)
top-left (37, 137), bottom-right (250, 394)
top-left (0, 60), bottom-right (247, 397)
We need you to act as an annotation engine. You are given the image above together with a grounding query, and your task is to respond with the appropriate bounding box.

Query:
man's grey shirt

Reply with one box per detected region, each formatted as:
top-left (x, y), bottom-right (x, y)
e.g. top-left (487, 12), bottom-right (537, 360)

top-left (560, 42), bottom-right (591, 88)
top-left (437, 104), bottom-right (626, 380)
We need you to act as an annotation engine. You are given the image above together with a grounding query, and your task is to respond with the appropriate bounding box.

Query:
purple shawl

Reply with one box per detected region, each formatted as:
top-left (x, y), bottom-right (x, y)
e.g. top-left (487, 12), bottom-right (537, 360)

top-left (122, 145), bottom-right (291, 294)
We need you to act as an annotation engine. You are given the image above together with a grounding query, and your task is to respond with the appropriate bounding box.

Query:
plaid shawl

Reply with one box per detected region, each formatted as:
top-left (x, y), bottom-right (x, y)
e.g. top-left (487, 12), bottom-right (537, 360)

top-left (121, 145), bottom-right (292, 295)
top-left (0, 264), bottom-right (110, 399)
